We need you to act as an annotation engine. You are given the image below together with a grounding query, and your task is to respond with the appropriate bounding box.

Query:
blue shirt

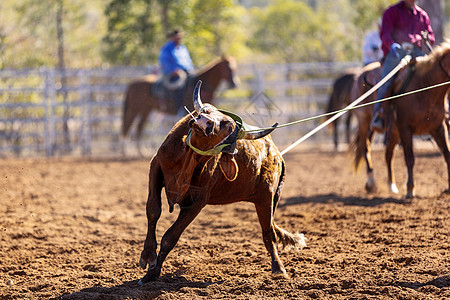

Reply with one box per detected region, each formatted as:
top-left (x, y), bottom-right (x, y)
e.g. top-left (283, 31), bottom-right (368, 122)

top-left (158, 40), bottom-right (194, 75)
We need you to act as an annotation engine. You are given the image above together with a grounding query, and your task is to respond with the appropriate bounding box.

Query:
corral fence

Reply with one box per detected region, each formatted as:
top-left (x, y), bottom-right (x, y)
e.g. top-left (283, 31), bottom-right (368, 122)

top-left (0, 61), bottom-right (360, 158)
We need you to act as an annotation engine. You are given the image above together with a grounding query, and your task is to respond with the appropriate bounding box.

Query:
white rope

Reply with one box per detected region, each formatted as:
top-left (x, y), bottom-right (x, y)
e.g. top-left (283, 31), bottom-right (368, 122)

top-left (280, 55), bottom-right (412, 156)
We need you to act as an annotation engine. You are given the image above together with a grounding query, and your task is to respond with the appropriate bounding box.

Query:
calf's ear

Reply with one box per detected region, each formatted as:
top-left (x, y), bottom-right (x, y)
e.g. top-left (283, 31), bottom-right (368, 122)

top-left (219, 153), bottom-right (238, 181)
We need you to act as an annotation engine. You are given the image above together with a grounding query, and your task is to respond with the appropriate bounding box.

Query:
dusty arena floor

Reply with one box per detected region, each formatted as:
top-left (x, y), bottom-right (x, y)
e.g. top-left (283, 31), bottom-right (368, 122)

top-left (1, 145), bottom-right (449, 299)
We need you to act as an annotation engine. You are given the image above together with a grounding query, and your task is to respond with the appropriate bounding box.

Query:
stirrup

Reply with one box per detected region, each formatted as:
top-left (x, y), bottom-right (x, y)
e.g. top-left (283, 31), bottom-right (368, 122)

top-left (370, 116), bottom-right (384, 133)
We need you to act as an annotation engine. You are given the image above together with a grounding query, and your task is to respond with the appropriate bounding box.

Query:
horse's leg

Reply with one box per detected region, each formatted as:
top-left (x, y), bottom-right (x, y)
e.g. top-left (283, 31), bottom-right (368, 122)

top-left (139, 198), bottom-right (206, 284)
top-left (122, 98), bottom-right (137, 138)
top-left (385, 131), bottom-right (399, 194)
top-left (345, 113), bottom-right (352, 146)
top-left (399, 128), bottom-right (415, 198)
top-left (139, 158), bottom-right (163, 272)
top-left (429, 123), bottom-right (450, 194)
top-left (254, 198), bottom-right (287, 279)
top-left (135, 111), bottom-right (151, 157)
top-left (365, 129), bottom-right (377, 193)
top-left (333, 119), bottom-right (339, 150)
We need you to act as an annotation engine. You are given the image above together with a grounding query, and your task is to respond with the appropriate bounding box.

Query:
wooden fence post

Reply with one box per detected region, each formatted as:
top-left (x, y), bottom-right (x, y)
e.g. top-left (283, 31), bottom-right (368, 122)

top-left (44, 68), bottom-right (56, 157)
top-left (79, 69), bottom-right (92, 155)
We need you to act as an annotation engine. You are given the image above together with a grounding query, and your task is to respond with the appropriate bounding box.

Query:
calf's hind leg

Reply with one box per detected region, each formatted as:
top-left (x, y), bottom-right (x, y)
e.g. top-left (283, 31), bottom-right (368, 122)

top-left (254, 200), bottom-right (288, 279)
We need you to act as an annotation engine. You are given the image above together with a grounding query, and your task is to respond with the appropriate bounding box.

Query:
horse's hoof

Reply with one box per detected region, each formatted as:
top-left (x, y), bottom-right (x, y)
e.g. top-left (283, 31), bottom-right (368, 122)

top-left (365, 173), bottom-right (377, 193)
top-left (405, 190), bottom-right (415, 199)
top-left (137, 279), bottom-right (143, 286)
top-left (365, 182), bottom-right (377, 193)
top-left (389, 183), bottom-right (399, 194)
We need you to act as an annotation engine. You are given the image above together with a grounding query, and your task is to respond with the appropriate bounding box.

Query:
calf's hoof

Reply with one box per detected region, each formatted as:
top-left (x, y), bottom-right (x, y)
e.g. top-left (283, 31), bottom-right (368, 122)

top-left (272, 271), bottom-right (288, 280)
top-left (138, 266), bottom-right (161, 285)
top-left (139, 257), bottom-right (147, 269)
top-left (139, 256), bottom-right (157, 270)
top-left (271, 266), bottom-right (288, 280)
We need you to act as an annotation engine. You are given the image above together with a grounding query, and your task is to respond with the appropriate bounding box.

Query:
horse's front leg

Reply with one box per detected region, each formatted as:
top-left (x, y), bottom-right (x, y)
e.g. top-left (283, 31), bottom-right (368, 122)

top-left (139, 197), bottom-right (206, 284)
top-left (385, 131), bottom-right (399, 194)
top-left (399, 129), bottom-right (415, 198)
top-left (430, 122), bottom-right (450, 194)
top-left (333, 119), bottom-right (339, 150)
top-left (345, 112), bottom-right (352, 145)
top-left (365, 129), bottom-right (377, 193)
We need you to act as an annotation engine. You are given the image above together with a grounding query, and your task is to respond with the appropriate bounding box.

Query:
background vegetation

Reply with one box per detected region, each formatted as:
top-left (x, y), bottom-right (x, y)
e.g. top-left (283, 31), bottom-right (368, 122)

top-left (0, 0), bottom-right (448, 69)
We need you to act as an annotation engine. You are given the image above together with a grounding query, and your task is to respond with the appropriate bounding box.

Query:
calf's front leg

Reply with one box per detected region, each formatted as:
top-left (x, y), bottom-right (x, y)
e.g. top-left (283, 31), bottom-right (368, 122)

top-left (139, 198), bottom-right (206, 284)
top-left (139, 159), bottom-right (163, 271)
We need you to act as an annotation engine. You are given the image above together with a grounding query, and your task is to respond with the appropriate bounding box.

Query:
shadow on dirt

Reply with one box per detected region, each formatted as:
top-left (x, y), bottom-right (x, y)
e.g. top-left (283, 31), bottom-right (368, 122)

top-left (55, 275), bottom-right (222, 300)
top-left (280, 193), bottom-right (409, 208)
top-left (396, 275), bottom-right (450, 289)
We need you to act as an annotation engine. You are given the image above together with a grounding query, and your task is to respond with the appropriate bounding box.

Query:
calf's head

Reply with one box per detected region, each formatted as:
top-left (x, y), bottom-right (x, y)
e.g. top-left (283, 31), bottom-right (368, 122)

top-left (187, 81), bottom-right (278, 156)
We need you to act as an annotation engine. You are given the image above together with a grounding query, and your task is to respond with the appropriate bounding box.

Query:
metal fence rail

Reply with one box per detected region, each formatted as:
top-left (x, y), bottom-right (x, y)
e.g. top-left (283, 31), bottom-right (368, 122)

top-left (0, 61), bottom-right (359, 158)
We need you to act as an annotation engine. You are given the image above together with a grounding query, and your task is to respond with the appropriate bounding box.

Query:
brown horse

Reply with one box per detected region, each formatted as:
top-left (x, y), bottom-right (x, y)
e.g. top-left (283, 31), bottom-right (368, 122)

top-left (122, 56), bottom-right (239, 154)
top-left (325, 69), bottom-right (359, 150)
top-left (352, 43), bottom-right (450, 198)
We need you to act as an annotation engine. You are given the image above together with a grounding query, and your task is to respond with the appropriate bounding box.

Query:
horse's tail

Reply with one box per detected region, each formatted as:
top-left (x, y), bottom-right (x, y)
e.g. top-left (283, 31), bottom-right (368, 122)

top-left (122, 85), bottom-right (132, 137)
top-left (325, 95), bottom-right (334, 119)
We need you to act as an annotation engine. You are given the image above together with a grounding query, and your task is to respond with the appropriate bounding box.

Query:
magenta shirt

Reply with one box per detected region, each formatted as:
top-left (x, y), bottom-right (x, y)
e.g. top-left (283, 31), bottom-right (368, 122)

top-left (380, 1), bottom-right (435, 56)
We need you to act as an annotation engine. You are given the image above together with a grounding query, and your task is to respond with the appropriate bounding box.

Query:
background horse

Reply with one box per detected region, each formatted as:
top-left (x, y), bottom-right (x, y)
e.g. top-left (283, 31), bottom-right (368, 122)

top-left (325, 69), bottom-right (358, 150)
top-left (352, 43), bottom-right (450, 198)
top-left (122, 56), bottom-right (239, 155)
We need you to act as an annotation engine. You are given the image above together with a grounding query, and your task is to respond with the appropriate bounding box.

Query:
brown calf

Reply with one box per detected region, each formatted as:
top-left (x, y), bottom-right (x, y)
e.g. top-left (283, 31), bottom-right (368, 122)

top-left (138, 81), bottom-right (306, 284)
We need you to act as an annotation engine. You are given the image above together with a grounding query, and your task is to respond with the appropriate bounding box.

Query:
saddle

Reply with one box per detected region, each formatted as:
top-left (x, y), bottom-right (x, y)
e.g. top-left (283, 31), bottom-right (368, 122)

top-left (151, 74), bottom-right (195, 113)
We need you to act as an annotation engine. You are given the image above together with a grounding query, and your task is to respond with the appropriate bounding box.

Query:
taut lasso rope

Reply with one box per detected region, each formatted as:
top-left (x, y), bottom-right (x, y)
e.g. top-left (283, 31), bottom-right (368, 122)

top-left (263, 54), bottom-right (450, 156)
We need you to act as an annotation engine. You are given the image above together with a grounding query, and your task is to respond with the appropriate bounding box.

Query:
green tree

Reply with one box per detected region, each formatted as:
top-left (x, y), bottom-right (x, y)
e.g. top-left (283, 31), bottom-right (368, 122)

top-left (0, 0), bottom-right (106, 69)
top-left (248, 0), bottom-right (357, 63)
top-left (102, 0), bottom-right (161, 65)
top-left (350, 0), bottom-right (396, 32)
top-left (102, 0), bottom-right (248, 66)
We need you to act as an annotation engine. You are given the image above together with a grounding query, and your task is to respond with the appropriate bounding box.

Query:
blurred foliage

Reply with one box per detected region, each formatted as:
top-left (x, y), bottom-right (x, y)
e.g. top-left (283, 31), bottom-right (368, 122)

top-left (351, 0), bottom-right (397, 32)
top-left (0, 0), bottom-right (107, 69)
top-left (0, 0), bottom-right (447, 69)
top-left (248, 0), bottom-right (361, 63)
top-left (102, 0), bottom-right (248, 66)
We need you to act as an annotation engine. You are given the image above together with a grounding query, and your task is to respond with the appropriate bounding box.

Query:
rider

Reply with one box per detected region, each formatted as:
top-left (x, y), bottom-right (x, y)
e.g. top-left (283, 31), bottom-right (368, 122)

top-left (362, 19), bottom-right (383, 66)
top-left (158, 29), bottom-right (194, 115)
top-left (370, 0), bottom-right (434, 132)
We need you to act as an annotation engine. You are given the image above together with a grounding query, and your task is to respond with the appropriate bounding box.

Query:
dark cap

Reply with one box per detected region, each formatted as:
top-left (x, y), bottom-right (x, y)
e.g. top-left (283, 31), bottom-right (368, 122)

top-left (167, 29), bottom-right (183, 39)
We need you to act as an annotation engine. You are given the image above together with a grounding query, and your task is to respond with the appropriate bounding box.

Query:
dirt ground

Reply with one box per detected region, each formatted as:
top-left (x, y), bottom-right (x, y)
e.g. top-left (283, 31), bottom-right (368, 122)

top-left (1, 143), bottom-right (449, 299)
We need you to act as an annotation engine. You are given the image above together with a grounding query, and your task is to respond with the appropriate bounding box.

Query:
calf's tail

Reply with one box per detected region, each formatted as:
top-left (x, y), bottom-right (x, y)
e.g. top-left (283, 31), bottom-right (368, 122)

top-left (272, 161), bottom-right (307, 250)
top-left (273, 224), bottom-right (307, 251)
